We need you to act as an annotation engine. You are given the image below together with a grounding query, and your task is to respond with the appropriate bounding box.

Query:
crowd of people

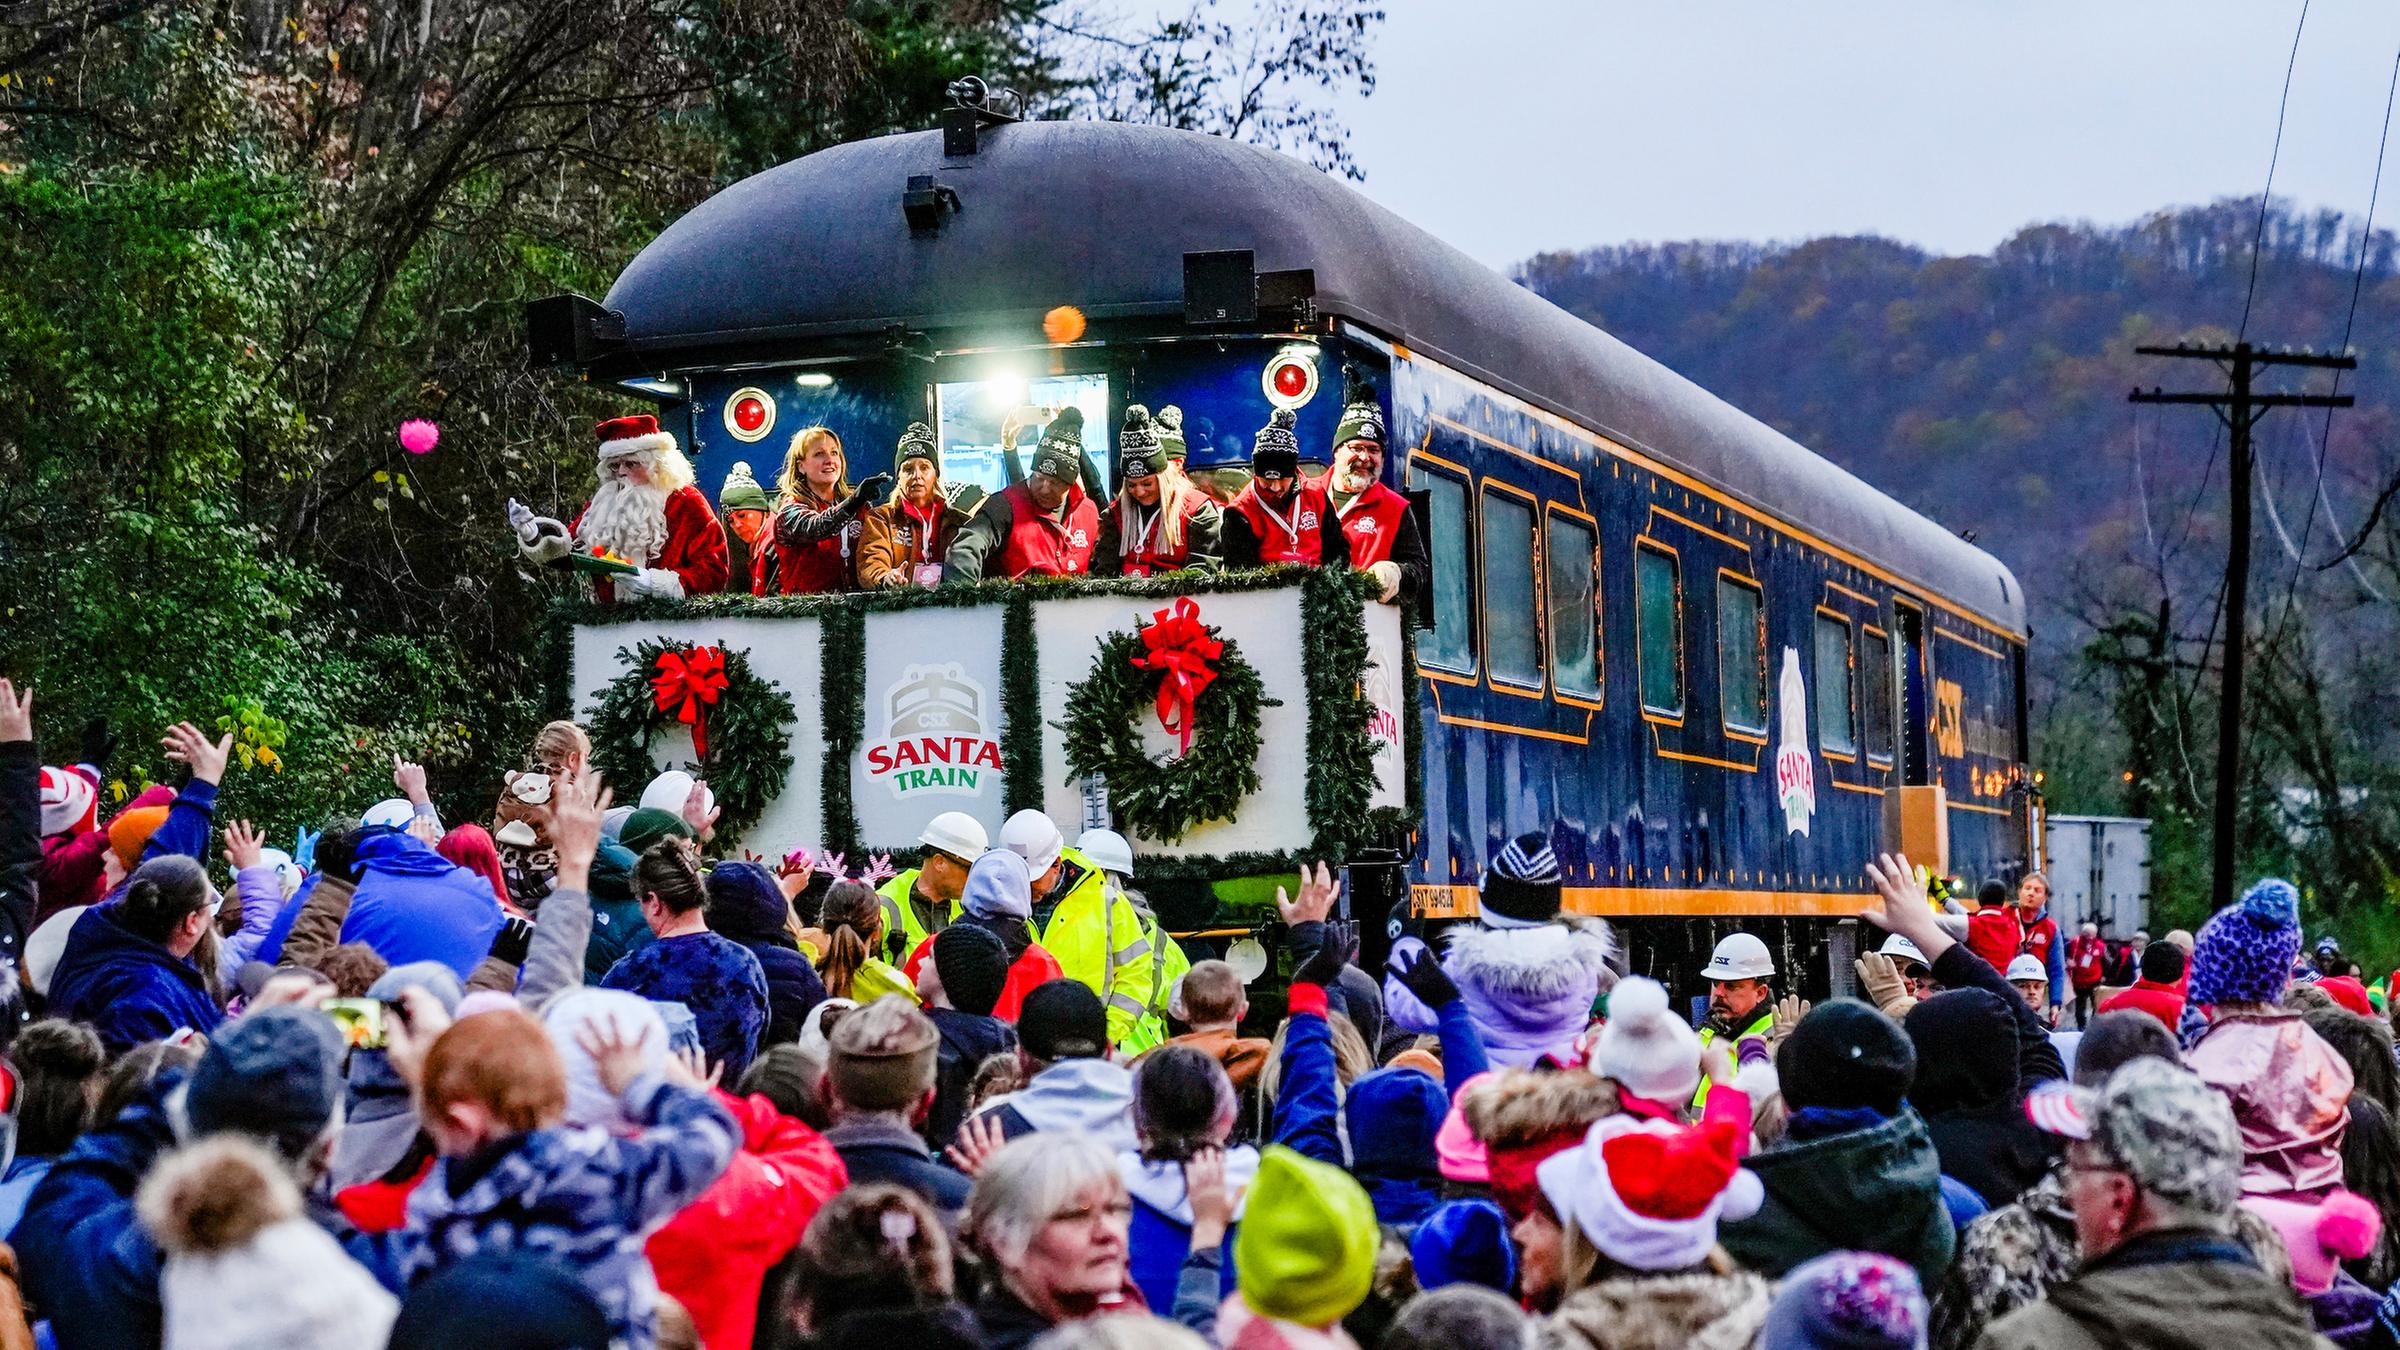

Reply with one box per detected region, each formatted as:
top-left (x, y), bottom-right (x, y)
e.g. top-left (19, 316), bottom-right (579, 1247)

top-left (2, 674), bottom-right (2397, 1349)
top-left (511, 383), bottom-right (1429, 608)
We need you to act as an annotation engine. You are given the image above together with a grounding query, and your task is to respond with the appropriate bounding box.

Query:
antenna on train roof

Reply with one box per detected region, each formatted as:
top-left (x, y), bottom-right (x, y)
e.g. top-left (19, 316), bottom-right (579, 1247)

top-left (942, 76), bottom-right (1023, 158)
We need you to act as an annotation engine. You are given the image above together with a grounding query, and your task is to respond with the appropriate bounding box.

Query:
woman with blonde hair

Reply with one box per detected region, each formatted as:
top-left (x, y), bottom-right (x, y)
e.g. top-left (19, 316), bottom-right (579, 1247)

top-left (762, 426), bottom-right (890, 594)
top-left (1096, 405), bottom-right (1220, 577)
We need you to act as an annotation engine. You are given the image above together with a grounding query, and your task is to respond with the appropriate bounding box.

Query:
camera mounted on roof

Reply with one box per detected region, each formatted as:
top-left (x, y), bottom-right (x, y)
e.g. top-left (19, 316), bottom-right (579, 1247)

top-left (942, 76), bottom-right (1024, 157)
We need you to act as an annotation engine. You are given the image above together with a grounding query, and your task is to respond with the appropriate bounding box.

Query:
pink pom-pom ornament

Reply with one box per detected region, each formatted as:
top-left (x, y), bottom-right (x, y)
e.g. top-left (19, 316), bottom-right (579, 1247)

top-left (2317, 1190), bottom-right (2382, 1261)
top-left (398, 419), bottom-right (440, 455)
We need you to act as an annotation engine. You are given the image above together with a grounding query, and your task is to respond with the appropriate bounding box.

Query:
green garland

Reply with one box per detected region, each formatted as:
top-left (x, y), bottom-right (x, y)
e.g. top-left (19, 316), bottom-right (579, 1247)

top-left (583, 638), bottom-right (798, 841)
top-left (820, 606), bottom-right (865, 858)
top-left (554, 565), bottom-right (1416, 875)
top-left (1059, 612), bottom-right (1281, 843)
top-left (1001, 590), bottom-right (1043, 817)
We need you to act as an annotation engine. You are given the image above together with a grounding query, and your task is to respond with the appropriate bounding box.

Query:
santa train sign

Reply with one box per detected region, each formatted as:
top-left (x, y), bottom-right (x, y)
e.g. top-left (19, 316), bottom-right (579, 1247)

top-left (562, 570), bottom-right (1413, 870)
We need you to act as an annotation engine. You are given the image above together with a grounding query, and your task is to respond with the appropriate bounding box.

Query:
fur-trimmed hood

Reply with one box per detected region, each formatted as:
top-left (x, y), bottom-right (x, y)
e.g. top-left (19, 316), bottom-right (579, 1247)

top-left (1414, 918), bottom-right (1616, 1067)
top-left (139, 1134), bottom-right (300, 1255)
top-left (1459, 1068), bottom-right (1621, 1153)
top-left (1545, 1269), bottom-right (1773, 1350)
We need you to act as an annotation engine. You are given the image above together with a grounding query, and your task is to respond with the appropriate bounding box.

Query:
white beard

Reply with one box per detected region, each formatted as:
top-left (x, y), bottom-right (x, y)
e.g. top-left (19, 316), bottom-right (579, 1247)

top-left (577, 476), bottom-right (670, 564)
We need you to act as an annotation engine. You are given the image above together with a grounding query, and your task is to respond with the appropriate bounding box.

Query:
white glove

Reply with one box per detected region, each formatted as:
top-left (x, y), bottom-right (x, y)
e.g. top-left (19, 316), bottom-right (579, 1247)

top-left (1365, 560), bottom-right (1403, 604)
top-left (619, 567), bottom-right (686, 602)
top-left (507, 498), bottom-right (572, 566)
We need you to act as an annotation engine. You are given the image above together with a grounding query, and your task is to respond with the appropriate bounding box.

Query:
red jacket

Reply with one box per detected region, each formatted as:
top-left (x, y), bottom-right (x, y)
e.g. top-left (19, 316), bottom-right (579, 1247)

top-left (649, 1092), bottom-right (847, 1350)
top-left (1227, 480), bottom-right (1337, 565)
top-left (1321, 478), bottom-right (1411, 567)
top-left (1966, 907), bottom-right (2057, 979)
top-left (904, 933), bottom-right (1065, 1023)
top-left (573, 484), bottom-right (730, 601)
top-left (2067, 934), bottom-right (2109, 992)
top-left (2099, 981), bottom-right (2187, 1032)
top-left (993, 482), bottom-right (1100, 578)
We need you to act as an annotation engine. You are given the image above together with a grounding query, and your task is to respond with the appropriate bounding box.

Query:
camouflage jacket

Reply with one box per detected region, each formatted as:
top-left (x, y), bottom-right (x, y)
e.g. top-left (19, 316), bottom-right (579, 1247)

top-left (1930, 1166), bottom-right (2295, 1350)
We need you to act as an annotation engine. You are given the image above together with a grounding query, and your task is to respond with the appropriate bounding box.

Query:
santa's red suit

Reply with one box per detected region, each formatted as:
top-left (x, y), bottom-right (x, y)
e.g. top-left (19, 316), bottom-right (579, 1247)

top-left (520, 414), bottom-right (727, 602)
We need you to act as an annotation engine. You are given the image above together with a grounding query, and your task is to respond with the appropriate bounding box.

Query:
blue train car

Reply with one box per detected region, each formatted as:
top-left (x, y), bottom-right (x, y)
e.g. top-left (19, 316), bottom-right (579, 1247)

top-left (532, 96), bottom-right (2031, 994)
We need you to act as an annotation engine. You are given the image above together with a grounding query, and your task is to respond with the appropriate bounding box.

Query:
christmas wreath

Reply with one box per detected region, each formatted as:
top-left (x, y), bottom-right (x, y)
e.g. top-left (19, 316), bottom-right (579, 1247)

top-left (1060, 597), bottom-right (1281, 843)
top-left (585, 639), bottom-right (798, 842)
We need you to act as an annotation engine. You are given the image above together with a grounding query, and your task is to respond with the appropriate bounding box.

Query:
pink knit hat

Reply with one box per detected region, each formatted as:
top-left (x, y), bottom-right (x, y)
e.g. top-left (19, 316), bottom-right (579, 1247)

top-left (2243, 1191), bottom-right (2381, 1296)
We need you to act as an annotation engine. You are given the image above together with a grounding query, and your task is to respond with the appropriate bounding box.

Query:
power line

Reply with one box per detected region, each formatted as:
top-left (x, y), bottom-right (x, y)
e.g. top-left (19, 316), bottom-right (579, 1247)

top-left (2239, 0), bottom-right (2313, 343)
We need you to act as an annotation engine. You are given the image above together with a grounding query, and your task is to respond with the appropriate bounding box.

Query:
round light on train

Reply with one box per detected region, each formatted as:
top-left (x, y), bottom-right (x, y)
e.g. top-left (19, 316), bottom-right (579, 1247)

top-left (725, 387), bottom-right (776, 442)
top-left (1263, 350), bottom-right (1318, 409)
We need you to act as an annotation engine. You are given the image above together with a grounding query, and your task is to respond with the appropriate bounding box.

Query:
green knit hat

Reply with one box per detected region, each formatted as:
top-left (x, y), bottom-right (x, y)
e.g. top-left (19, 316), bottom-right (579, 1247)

top-left (1119, 404), bottom-right (1164, 480)
top-left (1235, 1145), bottom-right (1377, 1327)
top-left (1333, 391), bottom-right (1385, 450)
top-left (1156, 405), bottom-right (1187, 462)
top-left (717, 461), bottom-right (770, 513)
top-left (1030, 407), bottom-right (1085, 485)
top-left (617, 807), bottom-right (691, 858)
top-left (897, 421), bottom-right (939, 470)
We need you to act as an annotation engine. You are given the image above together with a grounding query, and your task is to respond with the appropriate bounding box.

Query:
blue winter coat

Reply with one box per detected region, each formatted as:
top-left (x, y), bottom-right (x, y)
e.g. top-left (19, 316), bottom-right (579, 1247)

top-left (1347, 1067), bottom-right (1449, 1228)
top-left (17, 1070), bottom-right (403, 1350)
top-left (45, 902), bottom-right (224, 1055)
top-left (1121, 1148), bottom-right (1256, 1314)
top-left (704, 861), bottom-right (826, 1046)
top-left (600, 931), bottom-right (770, 1081)
top-left (340, 829), bottom-right (505, 978)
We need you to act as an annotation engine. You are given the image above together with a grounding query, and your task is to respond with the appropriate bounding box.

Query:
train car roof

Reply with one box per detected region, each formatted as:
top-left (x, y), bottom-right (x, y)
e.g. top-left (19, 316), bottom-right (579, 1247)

top-left (604, 119), bottom-right (2026, 635)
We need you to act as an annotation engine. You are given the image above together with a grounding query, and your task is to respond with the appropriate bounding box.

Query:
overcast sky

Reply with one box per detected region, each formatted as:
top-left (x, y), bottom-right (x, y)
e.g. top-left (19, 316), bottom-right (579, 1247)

top-left (1327, 2), bottom-right (2400, 270)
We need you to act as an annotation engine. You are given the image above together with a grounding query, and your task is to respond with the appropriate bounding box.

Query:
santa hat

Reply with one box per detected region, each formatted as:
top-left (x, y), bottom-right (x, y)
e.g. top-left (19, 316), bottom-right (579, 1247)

top-left (1537, 1113), bottom-right (1764, 1273)
top-left (594, 413), bottom-right (676, 463)
top-left (39, 766), bottom-right (99, 838)
top-left (1592, 976), bottom-right (1702, 1103)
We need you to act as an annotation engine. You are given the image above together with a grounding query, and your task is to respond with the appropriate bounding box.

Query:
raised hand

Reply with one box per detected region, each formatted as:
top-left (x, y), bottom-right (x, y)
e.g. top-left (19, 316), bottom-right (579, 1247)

top-left (392, 754), bottom-right (431, 807)
top-left (1185, 1146), bottom-right (1233, 1250)
top-left (550, 771), bottom-right (611, 888)
top-left (384, 985), bottom-right (455, 1090)
top-left (1862, 852), bottom-right (1955, 963)
top-left (223, 819), bottom-right (266, 873)
top-left (681, 780), bottom-right (720, 839)
top-left (575, 1012), bottom-right (655, 1098)
top-left (162, 721), bottom-right (235, 786)
top-left (1275, 861), bottom-right (1339, 927)
top-left (1391, 946), bottom-right (1458, 1010)
top-left (945, 1112), bottom-right (1008, 1178)
top-left (0, 681), bottom-right (30, 745)
top-left (663, 1043), bottom-right (722, 1093)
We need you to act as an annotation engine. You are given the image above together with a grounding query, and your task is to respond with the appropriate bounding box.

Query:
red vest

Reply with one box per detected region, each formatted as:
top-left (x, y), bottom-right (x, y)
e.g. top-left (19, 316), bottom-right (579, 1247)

top-left (1321, 478), bottom-right (1410, 567)
top-left (994, 482), bottom-right (1099, 578)
top-left (770, 493), bottom-right (864, 595)
top-left (1114, 491), bottom-right (1211, 577)
top-left (1229, 481), bottom-right (1333, 565)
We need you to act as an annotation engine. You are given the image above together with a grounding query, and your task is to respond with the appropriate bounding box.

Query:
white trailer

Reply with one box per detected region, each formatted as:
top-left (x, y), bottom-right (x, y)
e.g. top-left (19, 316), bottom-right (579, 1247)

top-left (2044, 814), bottom-right (2152, 936)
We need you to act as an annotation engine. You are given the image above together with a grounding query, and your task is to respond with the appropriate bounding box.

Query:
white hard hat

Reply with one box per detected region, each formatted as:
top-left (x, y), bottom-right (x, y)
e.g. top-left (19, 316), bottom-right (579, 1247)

top-left (1701, 932), bottom-right (1775, 981)
top-left (360, 798), bottom-right (415, 830)
top-left (1877, 933), bottom-right (1928, 967)
top-left (998, 809), bottom-right (1064, 877)
top-left (1075, 828), bottom-right (1134, 878)
top-left (2006, 954), bottom-right (2048, 984)
top-left (26, 905), bottom-right (86, 997)
top-left (919, 811), bottom-right (990, 862)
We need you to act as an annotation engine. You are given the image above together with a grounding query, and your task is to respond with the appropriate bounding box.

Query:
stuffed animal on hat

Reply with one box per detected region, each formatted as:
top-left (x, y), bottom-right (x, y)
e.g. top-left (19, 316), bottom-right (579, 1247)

top-left (492, 770), bottom-right (554, 853)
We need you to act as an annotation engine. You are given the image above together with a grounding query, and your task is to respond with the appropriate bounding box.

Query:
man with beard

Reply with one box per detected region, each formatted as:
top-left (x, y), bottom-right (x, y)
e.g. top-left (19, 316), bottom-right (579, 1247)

top-left (1311, 383), bottom-right (1424, 606)
top-left (511, 413), bottom-right (728, 602)
top-left (1223, 408), bottom-right (1351, 570)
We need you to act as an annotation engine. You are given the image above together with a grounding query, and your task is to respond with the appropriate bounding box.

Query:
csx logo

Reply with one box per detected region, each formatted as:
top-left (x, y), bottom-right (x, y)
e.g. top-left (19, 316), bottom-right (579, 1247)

top-left (1934, 678), bottom-right (1965, 758)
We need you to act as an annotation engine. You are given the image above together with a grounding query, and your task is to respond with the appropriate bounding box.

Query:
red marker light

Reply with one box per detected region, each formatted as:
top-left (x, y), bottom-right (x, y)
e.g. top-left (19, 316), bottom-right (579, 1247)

top-left (1273, 363), bottom-right (1309, 398)
top-left (1262, 350), bottom-right (1319, 409)
top-left (724, 387), bottom-right (776, 442)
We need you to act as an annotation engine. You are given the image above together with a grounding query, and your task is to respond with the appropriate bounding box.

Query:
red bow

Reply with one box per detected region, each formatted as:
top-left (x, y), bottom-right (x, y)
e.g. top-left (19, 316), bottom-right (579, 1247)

top-left (650, 646), bottom-right (729, 758)
top-left (1131, 597), bottom-right (1223, 753)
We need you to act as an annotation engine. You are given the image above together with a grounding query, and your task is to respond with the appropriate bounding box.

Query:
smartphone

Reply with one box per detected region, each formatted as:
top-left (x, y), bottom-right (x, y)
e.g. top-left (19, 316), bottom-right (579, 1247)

top-left (324, 997), bottom-right (388, 1052)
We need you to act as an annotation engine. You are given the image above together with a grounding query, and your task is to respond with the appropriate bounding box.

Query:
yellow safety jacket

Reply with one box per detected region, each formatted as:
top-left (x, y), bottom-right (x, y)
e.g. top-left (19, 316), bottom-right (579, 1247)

top-left (1041, 849), bottom-right (1183, 1053)
top-left (876, 869), bottom-right (961, 958)
top-left (1692, 1007), bottom-right (1776, 1108)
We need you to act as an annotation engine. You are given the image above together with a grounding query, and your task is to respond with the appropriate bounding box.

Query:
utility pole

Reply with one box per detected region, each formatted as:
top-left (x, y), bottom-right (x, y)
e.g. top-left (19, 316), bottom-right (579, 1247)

top-left (2130, 342), bottom-right (2353, 910)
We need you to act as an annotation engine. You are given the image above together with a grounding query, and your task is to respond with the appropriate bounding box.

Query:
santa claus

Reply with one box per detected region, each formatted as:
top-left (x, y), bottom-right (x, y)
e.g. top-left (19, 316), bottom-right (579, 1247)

top-left (511, 413), bottom-right (728, 602)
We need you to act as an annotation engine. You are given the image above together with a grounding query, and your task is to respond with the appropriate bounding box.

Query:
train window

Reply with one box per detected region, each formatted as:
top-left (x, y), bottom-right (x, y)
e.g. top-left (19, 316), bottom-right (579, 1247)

top-left (933, 373), bottom-right (1111, 496)
top-left (1481, 488), bottom-right (1542, 687)
top-left (1547, 514), bottom-right (1600, 699)
top-left (1411, 466), bottom-right (1475, 672)
top-left (1636, 542), bottom-right (1683, 715)
top-left (1716, 575), bottom-right (1766, 734)
top-left (1815, 611), bottom-right (1858, 755)
top-left (1862, 627), bottom-right (1895, 762)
